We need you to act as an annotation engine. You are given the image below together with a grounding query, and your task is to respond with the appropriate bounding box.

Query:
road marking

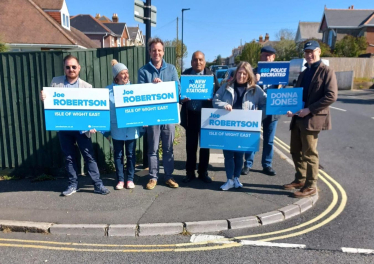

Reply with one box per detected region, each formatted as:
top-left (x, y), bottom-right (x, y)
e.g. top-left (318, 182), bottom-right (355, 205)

top-left (330, 106), bottom-right (347, 112)
top-left (209, 153), bottom-right (224, 164)
top-left (0, 137), bottom-right (347, 253)
top-left (342, 247), bottom-right (374, 254)
top-left (240, 240), bottom-right (306, 249)
top-left (190, 235), bottom-right (232, 244)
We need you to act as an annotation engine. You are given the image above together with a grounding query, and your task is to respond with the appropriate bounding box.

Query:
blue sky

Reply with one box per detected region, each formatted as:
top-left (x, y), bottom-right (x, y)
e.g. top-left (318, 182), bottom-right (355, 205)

top-left (66, 0), bottom-right (372, 63)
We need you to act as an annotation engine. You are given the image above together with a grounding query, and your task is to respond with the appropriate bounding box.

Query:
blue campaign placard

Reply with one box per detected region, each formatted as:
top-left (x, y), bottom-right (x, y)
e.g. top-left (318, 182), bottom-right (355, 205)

top-left (266, 88), bottom-right (304, 115)
top-left (43, 88), bottom-right (110, 131)
top-left (200, 108), bottom-right (262, 151)
top-left (180, 75), bottom-right (214, 100)
top-left (45, 110), bottom-right (110, 130)
top-left (116, 102), bottom-right (180, 127)
top-left (113, 82), bottom-right (180, 128)
top-left (257, 62), bottom-right (290, 85)
top-left (200, 129), bottom-right (261, 152)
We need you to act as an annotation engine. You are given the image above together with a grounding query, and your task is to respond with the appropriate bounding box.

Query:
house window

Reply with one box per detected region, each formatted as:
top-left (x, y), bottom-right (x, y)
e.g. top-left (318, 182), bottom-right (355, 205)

top-left (67, 16), bottom-right (69, 28)
top-left (117, 39), bottom-right (121, 47)
top-left (63, 14), bottom-right (66, 26)
top-left (328, 30), bottom-right (334, 47)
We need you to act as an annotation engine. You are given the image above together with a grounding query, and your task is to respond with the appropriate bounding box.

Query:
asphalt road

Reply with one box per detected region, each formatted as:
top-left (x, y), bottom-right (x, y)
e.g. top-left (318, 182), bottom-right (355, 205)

top-left (0, 89), bottom-right (373, 263)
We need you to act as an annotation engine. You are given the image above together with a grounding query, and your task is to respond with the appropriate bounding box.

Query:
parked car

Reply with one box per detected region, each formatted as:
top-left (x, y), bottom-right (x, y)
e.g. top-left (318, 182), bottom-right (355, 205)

top-left (289, 58), bottom-right (329, 87)
top-left (219, 67), bottom-right (236, 86)
top-left (215, 69), bottom-right (228, 85)
top-left (210, 65), bottom-right (228, 74)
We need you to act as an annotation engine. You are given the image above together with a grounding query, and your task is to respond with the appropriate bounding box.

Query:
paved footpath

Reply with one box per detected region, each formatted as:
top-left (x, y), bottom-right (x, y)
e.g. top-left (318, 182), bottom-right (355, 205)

top-left (0, 126), bottom-right (318, 236)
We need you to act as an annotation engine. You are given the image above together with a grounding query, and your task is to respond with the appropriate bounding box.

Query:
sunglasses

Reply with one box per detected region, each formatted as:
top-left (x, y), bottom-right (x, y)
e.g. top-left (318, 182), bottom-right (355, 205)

top-left (65, 65), bottom-right (77, 70)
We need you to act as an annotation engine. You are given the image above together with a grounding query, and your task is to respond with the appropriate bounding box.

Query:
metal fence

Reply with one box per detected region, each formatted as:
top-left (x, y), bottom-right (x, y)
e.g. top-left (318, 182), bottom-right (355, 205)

top-left (0, 46), bottom-right (176, 175)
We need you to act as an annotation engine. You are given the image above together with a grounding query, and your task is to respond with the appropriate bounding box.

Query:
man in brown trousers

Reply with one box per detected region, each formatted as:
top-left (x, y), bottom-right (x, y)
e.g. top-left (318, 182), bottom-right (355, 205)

top-left (284, 40), bottom-right (338, 198)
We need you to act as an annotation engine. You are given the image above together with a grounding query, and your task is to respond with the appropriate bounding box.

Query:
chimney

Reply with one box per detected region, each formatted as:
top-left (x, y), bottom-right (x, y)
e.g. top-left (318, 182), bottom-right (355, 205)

top-left (351, 5), bottom-right (354, 9)
top-left (112, 13), bottom-right (118, 23)
top-left (259, 35), bottom-right (263, 43)
top-left (95, 13), bottom-right (100, 19)
top-left (265, 33), bottom-right (269, 41)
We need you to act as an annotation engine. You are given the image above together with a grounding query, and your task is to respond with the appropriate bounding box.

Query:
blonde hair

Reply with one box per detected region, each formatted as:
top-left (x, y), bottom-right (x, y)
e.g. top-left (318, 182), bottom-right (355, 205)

top-left (111, 59), bottom-right (118, 66)
top-left (229, 61), bottom-right (256, 89)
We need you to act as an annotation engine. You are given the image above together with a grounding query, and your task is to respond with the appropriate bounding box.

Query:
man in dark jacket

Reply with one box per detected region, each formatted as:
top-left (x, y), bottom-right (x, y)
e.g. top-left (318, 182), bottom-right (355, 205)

top-left (284, 40), bottom-right (337, 198)
top-left (181, 51), bottom-right (220, 183)
top-left (242, 46), bottom-right (281, 176)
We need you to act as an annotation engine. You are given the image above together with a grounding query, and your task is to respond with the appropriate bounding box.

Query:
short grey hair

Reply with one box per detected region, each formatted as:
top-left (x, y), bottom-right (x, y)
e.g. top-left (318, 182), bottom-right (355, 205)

top-left (191, 51), bottom-right (205, 60)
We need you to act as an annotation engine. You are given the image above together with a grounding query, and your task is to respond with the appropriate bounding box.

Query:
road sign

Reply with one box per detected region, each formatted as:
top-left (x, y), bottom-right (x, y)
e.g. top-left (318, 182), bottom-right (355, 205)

top-left (134, 0), bottom-right (157, 27)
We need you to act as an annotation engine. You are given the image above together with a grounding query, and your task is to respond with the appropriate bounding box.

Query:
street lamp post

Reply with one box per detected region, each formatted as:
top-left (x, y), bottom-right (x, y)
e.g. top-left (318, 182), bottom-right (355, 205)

top-left (181, 8), bottom-right (190, 73)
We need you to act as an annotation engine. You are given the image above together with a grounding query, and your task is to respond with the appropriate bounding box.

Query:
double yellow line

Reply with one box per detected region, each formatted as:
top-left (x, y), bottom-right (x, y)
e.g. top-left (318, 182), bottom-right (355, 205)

top-left (0, 136), bottom-right (347, 252)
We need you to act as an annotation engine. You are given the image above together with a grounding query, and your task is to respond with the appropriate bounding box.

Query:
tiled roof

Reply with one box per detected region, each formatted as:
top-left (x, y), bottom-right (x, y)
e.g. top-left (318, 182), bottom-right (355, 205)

top-left (103, 23), bottom-right (126, 35)
top-left (71, 15), bottom-right (114, 34)
top-left (33, 0), bottom-right (63, 10)
top-left (0, 0), bottom-right (98, 48)
top-left (298, 22), bottom-right (322, 40)
top-left (324, 9), bottom-right (374, 28)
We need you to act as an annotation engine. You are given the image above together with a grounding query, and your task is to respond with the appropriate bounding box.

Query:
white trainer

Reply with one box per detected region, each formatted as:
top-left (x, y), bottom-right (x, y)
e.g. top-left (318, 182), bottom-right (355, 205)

top-left (234, 177), bottom-right (243, 188)
top-left (220, 179), bottom-right (234, 191)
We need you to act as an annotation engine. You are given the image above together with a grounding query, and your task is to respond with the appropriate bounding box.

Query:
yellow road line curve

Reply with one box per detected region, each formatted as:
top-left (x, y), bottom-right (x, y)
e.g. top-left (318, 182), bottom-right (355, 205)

top-left (0, 137), bottom-right (347, 252)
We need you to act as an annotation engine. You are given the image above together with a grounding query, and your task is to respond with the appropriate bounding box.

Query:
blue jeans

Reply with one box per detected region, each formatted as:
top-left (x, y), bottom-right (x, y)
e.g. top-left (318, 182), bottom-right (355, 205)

top-left (58, 131), bottom-right (103, 189)
top-left (112, 138), bottom-right (136, 182)
top-left (223, 150), bottom-right (244, 180)
top-left (147, 125), bottom-right (175, 181)
top-left (244, 117), bottom-right (278, 169)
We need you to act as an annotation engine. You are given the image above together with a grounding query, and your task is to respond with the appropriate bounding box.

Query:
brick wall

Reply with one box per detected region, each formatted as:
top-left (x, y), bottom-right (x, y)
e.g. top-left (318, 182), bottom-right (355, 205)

top-left (366, 27), bottom-right (374, 53)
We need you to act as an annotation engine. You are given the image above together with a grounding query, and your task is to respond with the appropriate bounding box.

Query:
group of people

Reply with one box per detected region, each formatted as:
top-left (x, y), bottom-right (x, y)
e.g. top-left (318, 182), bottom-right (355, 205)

top-left (40, 38), bottom-right (337, 199)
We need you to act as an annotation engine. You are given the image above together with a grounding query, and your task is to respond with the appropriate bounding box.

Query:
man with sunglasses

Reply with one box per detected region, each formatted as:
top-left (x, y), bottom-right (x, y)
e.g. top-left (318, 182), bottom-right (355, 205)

top-left (40, 55), bottom-right (110, 196)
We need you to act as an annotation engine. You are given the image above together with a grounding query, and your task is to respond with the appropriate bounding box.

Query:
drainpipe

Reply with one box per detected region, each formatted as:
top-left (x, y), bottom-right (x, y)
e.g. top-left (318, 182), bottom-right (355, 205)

top-left (102, 33), bottom-right (108, 48)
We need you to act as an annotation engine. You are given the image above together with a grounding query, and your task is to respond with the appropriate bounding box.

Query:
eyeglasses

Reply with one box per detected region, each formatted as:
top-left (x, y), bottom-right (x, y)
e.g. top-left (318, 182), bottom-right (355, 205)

top-left (65, 65), bottom-right (77, 70)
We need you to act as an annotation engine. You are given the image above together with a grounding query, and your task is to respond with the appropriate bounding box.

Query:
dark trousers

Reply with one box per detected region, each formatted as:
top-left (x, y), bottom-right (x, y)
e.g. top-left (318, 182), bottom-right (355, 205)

top-left (58, 131), bottom-right (103, 188)
top-left (185, 111), bottom-right (210, 175)
top-left (112, 138), bottom-right (136, 182)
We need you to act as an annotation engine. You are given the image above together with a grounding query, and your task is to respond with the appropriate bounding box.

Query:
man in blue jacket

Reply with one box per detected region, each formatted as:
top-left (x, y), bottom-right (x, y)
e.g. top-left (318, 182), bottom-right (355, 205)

top-left (242, 46), bottom-right (281, 176)
top-left (138, 38), bottom-right (180, 190)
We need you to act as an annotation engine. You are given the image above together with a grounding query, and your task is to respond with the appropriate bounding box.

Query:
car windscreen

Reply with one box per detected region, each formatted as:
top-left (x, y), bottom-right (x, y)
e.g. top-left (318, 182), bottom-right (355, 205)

top-left (216, 71), bottom-right (226, 78)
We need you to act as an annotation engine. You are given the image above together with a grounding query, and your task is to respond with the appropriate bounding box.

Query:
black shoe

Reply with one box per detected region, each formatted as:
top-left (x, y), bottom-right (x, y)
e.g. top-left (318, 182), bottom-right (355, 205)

top-left (241, 167), bottom-right (251, 175)
top-left (263, 166), bottom-right (276, 176)
top-left (198, 172), bottom-right (212, 183)
top-left (183, 172), bottom-right (196, 183)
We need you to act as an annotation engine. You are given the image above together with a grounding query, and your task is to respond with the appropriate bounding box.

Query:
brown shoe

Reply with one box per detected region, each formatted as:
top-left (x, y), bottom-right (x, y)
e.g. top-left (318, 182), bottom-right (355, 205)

top-left (293, 187), bottom-right (317, 198)
top-left (165, 178), bottom-right (179, 188)
top-left (146, 179), bottom-right (157, 190)
top-left (283, 181), bottom-right (305, 190)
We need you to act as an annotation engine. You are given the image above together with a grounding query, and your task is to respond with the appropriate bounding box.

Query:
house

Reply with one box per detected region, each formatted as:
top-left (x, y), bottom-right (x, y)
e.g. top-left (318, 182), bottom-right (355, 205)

top-left (228, 45), bottom-right (244, 66)
top-left (0, 0), bottom-right (98, 52)
top-left (97, 14), bottom-right (131, 47)
top-left (128, 26), bottom-right (145, 46)
top-left (319, 6), bottom-right (374, 53)
top-left (295, 22), bottom-right (323, 43)
top-left (258, 33), bottom-right (279, 47)
top-left (70, 14), bottom-right (119, 48)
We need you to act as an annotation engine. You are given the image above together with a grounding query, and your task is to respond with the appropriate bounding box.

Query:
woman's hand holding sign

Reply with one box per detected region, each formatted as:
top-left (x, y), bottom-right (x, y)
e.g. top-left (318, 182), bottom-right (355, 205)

top-left (153, 78), bottom-right (162, 83)
top-left (224, 104), bottom-right (233, 111)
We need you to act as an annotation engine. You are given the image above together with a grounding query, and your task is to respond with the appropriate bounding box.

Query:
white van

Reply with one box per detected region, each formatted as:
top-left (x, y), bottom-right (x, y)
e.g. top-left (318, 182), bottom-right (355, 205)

top-left (288, 59), bottom-right (329, 86)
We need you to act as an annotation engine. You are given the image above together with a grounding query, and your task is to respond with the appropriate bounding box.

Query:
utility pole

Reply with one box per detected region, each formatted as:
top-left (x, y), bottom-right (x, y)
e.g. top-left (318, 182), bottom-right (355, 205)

top-left (145, 0), bottom-right (151, 63)
top-left (176, 17), bottom-right (179, 69)
top-left (181, 8), bottom-right (190, 73)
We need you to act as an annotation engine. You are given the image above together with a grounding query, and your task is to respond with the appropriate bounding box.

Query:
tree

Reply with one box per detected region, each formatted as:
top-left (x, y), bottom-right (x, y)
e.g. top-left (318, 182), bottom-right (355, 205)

top-left (0, 36), bottom-right (8, 52)
top-left (216, 55), bottom-right (222, 65)
top-left (334, 35), bottom-right (367, 57)
top-left (276, 29), bottom-right (295, 41)
top-left (164, 38), bottom-right (187, 74)
top-left (239, 41), bottom-right (262, 68)
top-left (274, 39), bottom-right (298, 61)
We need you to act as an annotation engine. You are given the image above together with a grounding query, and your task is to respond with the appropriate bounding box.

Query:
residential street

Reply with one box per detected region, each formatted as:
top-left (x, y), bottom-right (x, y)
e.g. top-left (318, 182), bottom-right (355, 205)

top-left (1, 90), bottom-right (373, 263)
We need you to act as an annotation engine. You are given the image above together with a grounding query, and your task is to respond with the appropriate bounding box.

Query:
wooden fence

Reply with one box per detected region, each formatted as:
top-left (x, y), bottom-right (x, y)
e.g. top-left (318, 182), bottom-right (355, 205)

top-left (0, 46), bottom-right (176, 175)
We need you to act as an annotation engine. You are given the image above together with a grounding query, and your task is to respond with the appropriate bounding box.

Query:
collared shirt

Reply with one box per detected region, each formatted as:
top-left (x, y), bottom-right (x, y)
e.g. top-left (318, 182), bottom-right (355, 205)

top-left (187, 69), bottom-right (204, 111)
top-left (63, 76), bottom-right (80, 88)
top-left (301, 60), bottom-right (322, 103)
